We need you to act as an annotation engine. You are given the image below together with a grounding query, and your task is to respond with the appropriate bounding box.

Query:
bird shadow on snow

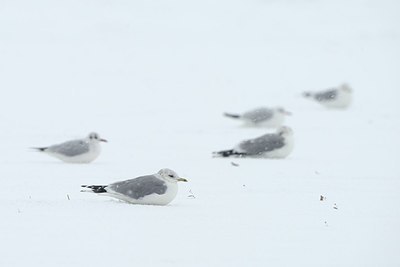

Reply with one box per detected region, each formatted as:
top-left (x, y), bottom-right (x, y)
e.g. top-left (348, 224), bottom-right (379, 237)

top-left (101, 199), bottom-right (190, 208)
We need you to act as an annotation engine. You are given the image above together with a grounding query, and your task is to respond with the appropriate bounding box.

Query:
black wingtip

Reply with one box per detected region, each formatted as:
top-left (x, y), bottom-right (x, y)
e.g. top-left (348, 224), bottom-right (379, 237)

top-left (213, 149), bottom-right (245, 158)
top-left (223, 113), bottom-right (241, 119)
top-left (81, 185), bottom-right (108, 193)
top-left (31, 147), bottom-right (48, 152)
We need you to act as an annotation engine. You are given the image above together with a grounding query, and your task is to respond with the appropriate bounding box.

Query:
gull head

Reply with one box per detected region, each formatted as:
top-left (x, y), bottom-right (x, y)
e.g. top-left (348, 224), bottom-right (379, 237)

top-left (275, 107), bottom-right (292, 116)
top-left (340, 83), bottom-right (352, 93)
top-left (277, 126), bottom-right (293, 137)
top-left (87, 132), bottom-right (108, 143)
top-left (158, 168), bottom-right (188, 183)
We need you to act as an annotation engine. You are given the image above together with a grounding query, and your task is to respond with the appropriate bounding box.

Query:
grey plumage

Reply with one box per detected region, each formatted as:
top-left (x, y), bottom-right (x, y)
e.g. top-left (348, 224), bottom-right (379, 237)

top-left (213, 126), bottom-right (294, 158)
top-left (81, 168), bottom-right (186, 205)
top-left (108, 175), bottom-right (168, 200)
top-left (32, 132), bottom-right (107, 163)
top-left (237, 133), bottom-right (285, 155)
top-left (224, 106), bottom-right (290, 128)
top-left (46, 140), bottom-right (90, 157)
top-left (302, 84), bottom-right (352, 109)
top-left (242, 107), bottom-right (274, 123)
top-left (313, 89), bottom-right (338, 102)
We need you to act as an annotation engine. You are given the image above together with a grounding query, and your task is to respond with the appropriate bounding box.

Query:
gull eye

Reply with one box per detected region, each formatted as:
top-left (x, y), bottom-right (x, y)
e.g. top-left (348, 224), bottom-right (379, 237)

top-left (168, 174), bottom-right (174, 178)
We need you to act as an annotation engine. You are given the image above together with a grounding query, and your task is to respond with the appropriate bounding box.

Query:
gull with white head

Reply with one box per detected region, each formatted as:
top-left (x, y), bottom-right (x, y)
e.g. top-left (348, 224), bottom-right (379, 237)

top-left (32, 132), bottom-right (107, 163)
top-left (224, 106), bottom-right (292, 128)
top-left (81, 168), bottom-right (188, 205)
top-left (213, 126), bottom-right (294, 158)
top-left (303, 83), bottom-right (352, 109)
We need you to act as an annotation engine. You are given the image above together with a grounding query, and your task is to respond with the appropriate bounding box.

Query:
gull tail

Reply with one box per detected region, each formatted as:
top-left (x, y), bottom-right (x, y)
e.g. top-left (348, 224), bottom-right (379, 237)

top-left (213, 149), bottom-right (246, 158)
top-left (31, 147), bottom-right (48, 152)
top-left (302, 91), bottom-right (313, 98)
top-left (81, 185), bottom-right (108, 193)
top-left (223, 112), bottom-right (241, 119)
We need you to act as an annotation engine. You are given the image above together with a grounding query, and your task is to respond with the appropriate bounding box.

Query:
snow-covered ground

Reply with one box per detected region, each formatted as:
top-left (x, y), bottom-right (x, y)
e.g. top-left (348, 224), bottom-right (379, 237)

top-left (1, 0), bottom-right (399, 266)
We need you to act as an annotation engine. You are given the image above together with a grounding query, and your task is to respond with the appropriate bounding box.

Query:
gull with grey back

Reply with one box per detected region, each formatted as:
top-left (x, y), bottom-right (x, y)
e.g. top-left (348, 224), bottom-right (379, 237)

top-left (81, 168), bottom-right (188, 205)
top-left (224, 106), bottom-right (291, 128)
top-left (213, 126), bottom-right (294, 158)
top-left (303, 83), bottom-right (352, 109)
top-left (32, 132), bottom-right (107, 163)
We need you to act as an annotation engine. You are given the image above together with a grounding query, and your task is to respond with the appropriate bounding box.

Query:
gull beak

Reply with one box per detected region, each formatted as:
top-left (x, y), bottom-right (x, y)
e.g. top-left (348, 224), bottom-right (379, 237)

top-left (100, 139), bottom-right (108, 143)
top-left (177, 178), bottom-right (188, 182)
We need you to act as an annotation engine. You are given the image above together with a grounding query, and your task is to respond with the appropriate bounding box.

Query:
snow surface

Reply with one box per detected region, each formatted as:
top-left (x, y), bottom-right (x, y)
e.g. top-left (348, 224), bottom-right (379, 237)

top-left (1, 0), bottom-right (399, 266)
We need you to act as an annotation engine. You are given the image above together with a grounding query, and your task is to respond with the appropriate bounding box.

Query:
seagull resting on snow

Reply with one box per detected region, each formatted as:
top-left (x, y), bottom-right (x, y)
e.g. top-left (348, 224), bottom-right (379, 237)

top-left (224, 106), bottom-right (291, 128)
top-left (32, 132), bottom-right (107, 163)
top-left (213, 126), bottom-right (294, 158)
top-left (303, 83), bottom-right (352, 109)
top-left (81, 168), bottom-right (188, 205)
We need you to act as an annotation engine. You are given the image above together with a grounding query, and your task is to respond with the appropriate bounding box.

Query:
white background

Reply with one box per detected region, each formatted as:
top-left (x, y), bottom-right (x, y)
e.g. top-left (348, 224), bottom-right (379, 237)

top-left (0, 0), bottom-right (399, 266)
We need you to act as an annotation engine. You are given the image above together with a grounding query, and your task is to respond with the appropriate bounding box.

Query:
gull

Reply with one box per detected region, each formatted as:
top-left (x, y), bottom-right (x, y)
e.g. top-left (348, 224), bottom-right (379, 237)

top-left (223, 107), bottom-right (291, 128)
top-left (303, 83), bottom-right (352, 109)
top-left (213, 126), bottom-right (294, 158)
top-left (32, 132), bottom-right (107, 163)
top-left (81, 168), bottom-right (188, 205)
